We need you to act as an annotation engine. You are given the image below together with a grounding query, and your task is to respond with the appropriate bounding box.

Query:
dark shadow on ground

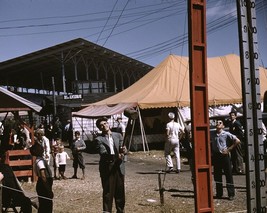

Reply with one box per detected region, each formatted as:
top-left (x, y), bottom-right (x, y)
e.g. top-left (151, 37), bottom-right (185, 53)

top-left (85, 162), bottom-right (99, 165)
top-left (154, 188), bottom-right (195, 198)
top-left (171, 194), bottom-right (195, 198)
top-left (166, 188), bottom-right (194, 193)
top-left (136, 171), bottom-right (161, 175)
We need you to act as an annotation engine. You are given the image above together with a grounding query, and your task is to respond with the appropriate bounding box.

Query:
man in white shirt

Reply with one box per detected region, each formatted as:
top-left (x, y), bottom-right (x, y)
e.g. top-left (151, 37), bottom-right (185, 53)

top-left (36, 129), bottom-right (51, 165)
top-left (115, 117), bottom-right (126, 139)
top-left (165, 112), bottom-right (184, 173)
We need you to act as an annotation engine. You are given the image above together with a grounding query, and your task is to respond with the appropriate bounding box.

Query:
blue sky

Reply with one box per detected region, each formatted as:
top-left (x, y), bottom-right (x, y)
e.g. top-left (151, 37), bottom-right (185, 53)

top-left (0, 0), bottom-right (266, 67)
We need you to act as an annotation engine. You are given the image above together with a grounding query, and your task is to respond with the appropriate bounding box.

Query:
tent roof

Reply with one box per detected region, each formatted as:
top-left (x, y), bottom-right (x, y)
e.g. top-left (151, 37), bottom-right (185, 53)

top-left (0, 87), bottom-right (42, 112)
top-left (73, 54), bottom-right (267, 118)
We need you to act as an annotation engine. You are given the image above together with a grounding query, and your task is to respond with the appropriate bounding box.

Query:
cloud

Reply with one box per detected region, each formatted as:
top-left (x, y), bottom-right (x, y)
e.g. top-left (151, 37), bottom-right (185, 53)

top-left (207, 1), bottom-right (236, 20)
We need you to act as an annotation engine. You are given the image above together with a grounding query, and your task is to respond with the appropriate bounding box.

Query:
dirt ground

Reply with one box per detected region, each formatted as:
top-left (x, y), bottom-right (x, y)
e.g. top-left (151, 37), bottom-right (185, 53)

top-left (20, 148), bottom-right (248, 213)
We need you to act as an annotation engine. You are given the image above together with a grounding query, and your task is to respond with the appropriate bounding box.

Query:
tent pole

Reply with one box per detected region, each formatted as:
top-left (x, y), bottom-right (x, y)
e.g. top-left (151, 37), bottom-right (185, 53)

top-left (137, 107), bottom-right (149, 153)
top-left (127, 119), bottom-right (136, 151)
top-left (137, 107), bottom-right (146, 152)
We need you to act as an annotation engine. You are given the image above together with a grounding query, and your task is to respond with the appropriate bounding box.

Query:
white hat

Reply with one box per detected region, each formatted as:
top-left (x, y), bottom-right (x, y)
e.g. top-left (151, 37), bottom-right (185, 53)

top-left (168, 112), bottom-right (175, 119)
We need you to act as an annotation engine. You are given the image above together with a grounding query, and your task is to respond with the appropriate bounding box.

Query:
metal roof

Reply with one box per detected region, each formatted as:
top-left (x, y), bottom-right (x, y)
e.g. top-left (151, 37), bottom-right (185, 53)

top-left (0, 38), bottom-right (153, 93)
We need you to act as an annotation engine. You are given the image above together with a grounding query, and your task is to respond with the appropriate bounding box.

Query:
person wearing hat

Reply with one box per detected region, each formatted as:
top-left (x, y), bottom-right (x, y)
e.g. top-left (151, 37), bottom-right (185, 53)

top-left (115, 117), bottom-right (126, 139)
top-left (165, 112), bottom-right (184, 173)
top-left (228, 110), bottom-right (244, 174)
top-left (95, 117), bottom-right (127, 213)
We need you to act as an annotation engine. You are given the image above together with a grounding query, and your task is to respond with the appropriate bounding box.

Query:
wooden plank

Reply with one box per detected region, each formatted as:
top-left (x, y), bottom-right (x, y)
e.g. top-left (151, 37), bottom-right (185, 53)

top-left (7, 150), bottom-right (31, 156)
top-left (13, 170), bottom-right (32, 177)
top-left (9, 160), bottom-right (32, 167)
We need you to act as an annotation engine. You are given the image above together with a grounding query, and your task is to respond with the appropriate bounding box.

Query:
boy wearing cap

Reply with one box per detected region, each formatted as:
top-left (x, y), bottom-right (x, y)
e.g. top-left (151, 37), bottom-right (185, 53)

top-left (95, 117), bottom-right (127, 213)
top-left (165, 112), bottom-right (184, 173)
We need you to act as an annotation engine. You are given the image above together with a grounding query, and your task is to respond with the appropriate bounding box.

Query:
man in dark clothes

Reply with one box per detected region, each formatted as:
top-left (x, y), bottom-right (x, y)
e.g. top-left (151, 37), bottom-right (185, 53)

top-left (0, 152), bottom-right (32, 213)
top-left (228, 110), bottom-right (244, 174)
top-left (95, 117), bottom-right (127, 213)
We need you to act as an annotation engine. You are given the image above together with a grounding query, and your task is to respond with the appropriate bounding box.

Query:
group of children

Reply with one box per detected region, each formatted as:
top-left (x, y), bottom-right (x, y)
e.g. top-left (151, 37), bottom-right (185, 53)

top-left (50, 130), bottom-right (86, 180)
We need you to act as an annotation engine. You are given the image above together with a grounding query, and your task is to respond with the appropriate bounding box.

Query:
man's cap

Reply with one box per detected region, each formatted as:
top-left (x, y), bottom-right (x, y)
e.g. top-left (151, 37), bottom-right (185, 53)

top-left (96, 117), bottom-right (108, 129)
top-left (168, 112), bottom-right (175, 119)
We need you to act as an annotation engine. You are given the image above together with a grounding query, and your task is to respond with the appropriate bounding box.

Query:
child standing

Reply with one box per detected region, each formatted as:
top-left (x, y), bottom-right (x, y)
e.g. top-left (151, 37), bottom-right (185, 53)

top-left (71, 131), bottom-right (86, 180)
top-left (55, 145), bottom-right (70, 180)
top-left (51, 138), bottom-right (62, 179)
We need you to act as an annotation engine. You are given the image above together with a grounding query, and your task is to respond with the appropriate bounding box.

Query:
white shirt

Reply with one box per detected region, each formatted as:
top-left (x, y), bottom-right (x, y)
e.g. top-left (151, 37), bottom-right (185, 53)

top-left (118, 122), bottom-right (126, 133)
top-left (107, 134), bottom-right (115, 155)
top-left (166, 120), bottom-right (183, 141)
top-left (55, 151), bottom-right (70, 167)
top-left (40, 136), bottom-right (51, 158)
top-left (0, 121), bottom-right (4, 135)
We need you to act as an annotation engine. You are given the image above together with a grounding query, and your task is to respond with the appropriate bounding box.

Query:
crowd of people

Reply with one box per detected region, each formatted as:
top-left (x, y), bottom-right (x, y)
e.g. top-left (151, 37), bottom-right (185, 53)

top-left (1, 109), bottom-right (266, 212)
top-left (0, 115), bottom-right (128, 213)
top-left (0, 116), bottom-right (74, 213)
top-left (170, 109), bottom-right (266, 202)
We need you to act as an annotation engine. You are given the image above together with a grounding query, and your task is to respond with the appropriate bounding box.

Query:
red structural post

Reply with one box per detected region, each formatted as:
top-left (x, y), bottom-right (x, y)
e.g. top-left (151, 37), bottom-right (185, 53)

top-left (188, 0), bottom-right (214, 212)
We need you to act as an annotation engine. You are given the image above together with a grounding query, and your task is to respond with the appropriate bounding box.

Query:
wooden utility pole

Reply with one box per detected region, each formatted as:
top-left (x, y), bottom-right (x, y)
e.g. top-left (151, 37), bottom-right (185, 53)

top-left (52, 77), bottom-right (57, 117)
top-left (188, 0), bottom-right (214, 212)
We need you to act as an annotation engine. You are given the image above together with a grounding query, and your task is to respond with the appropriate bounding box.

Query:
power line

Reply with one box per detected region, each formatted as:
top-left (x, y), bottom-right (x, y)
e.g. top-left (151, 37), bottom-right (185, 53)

top-left (96, 0), bottom-right (119, 44)
top-left (101, 0), bottom-right (130, 46)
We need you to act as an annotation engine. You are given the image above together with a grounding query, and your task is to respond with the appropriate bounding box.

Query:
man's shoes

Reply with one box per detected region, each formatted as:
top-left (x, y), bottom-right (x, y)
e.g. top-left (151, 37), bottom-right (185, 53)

top-left (215, 194), bottom-right (222, 199)
top-left (166, 167), bottom-right (174, 173)
top-left (81, 176), bottom-right (85, 180)
top-left (237, 170), bottom-right (244, 175)
top-left (175, 169), bottom-right (181, 173)
top-left (71, 175), bottom-right (78, 179)
top-left (228, 196), bottom-right (235, 201)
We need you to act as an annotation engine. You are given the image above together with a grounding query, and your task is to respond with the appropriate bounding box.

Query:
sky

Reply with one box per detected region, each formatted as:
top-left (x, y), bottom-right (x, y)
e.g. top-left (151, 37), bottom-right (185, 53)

top-left (0, 0), bottom-right (266, 67)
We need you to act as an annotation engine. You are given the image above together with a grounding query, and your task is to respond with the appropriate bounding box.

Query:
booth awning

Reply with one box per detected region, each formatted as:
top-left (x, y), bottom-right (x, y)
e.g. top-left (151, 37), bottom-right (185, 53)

top-left (0, 87), bottom-right (42, 113)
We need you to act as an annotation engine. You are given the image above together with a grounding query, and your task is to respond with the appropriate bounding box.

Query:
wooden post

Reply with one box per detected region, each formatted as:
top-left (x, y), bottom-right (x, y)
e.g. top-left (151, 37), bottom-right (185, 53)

top-left (188, 0), bottom-right (214, 212)
top-left (0, 180), bottom-right (2, 213)
top-left (158, 172), bottom-right (164, 205)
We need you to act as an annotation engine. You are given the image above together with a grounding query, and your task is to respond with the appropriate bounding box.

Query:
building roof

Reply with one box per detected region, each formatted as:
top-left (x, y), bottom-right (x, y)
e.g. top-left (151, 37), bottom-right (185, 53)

top-left (0, 38), bottom-right (153, 93)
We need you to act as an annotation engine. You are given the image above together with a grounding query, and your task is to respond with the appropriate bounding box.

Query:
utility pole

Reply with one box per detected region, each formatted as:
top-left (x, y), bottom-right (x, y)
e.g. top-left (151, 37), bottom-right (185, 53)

top-left (61, 51), bottom-right (66, 94)
top-left (52, 77), bottom-right (57, 117)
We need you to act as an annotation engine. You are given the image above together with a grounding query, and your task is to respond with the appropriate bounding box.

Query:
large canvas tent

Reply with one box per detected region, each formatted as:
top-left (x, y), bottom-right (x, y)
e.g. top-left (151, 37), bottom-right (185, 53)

top-left (73, 54), bottom-right (267, 118)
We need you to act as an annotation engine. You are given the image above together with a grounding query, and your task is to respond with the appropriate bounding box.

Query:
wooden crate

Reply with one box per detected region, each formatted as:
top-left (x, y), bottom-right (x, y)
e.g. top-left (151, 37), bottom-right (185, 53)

top-left (5, 150), bottom-right (37, 182)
